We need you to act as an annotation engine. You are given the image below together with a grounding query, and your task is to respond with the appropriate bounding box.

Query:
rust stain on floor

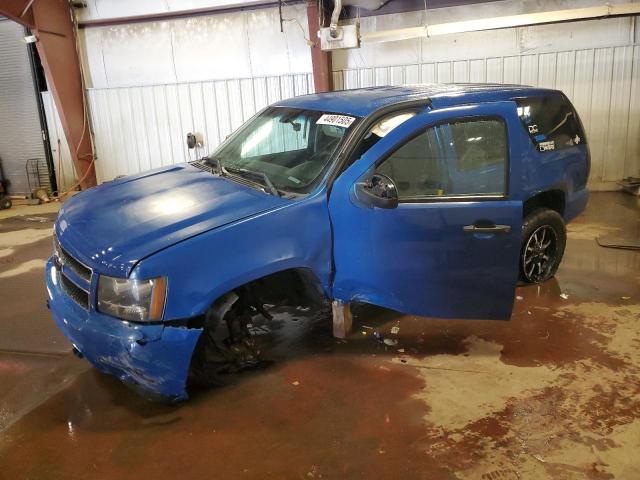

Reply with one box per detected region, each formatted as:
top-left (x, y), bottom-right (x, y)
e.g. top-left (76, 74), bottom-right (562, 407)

top-left (388, 300), bottom-right (640, 480)
top-left (0, 193), bottom-right (638, 479)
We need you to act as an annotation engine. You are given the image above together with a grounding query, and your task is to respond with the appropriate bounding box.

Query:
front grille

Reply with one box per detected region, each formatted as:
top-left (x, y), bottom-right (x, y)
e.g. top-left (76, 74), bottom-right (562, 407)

top-left (54, 236), bottom-right (92, 281)
top-left (59, 272), bottom-right (89, 309)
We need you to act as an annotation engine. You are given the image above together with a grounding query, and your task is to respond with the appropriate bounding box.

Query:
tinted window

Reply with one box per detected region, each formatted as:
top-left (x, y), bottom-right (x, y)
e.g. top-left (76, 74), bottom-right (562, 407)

top-left (516, 95), bottom-right (586, 152)
top-left (375, 118), bottom-right (507, 199)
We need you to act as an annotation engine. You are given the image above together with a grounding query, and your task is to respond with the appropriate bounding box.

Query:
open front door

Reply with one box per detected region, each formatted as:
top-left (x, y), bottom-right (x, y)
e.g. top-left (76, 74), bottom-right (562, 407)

top-left (329, 102), bottom-right (523, 320)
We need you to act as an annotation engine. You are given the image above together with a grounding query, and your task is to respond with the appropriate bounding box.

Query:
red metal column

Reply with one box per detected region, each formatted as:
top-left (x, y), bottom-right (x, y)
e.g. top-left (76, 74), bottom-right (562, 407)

top-left (0, 0), bottom-right (97, 189)
top-left (306, 0), bottom-right (332, 93)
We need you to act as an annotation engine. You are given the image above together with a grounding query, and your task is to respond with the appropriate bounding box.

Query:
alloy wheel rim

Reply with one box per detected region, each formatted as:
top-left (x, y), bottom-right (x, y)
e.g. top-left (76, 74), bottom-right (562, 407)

top-left (523, 225), bottom-right (558, 282)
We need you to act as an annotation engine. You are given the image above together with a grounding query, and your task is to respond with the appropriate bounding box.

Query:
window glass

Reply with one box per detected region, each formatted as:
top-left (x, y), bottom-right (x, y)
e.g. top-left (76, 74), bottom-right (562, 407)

top-left (374, 118), bottom-right (507, 199)
top-left (351, 111), bottom-right (417, 162)
top-left (241, 113), bottom-right (309, 158)
top-left (213, 107), bottom-right (354, 192)
top-left (515, 95), bottom-right (586, 152)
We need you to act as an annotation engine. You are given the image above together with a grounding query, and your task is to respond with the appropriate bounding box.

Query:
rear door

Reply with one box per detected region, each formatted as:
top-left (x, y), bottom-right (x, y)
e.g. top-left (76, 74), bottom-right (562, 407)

top-left (329, 102), bottom-right (523, 319)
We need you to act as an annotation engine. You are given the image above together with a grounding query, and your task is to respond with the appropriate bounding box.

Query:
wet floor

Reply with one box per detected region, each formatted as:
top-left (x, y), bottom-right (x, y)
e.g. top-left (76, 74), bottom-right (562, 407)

top-left (0, 192), bottom-right (639, 479)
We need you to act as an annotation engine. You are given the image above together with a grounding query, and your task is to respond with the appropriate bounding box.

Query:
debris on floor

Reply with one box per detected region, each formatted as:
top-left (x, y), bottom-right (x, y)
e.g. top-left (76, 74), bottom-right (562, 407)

top-left (24, 216), bottom-right (50, 223)
top-left (617, 176), bottom-right (640, 196)
top-left (596, 235), bottom-right (640, 250)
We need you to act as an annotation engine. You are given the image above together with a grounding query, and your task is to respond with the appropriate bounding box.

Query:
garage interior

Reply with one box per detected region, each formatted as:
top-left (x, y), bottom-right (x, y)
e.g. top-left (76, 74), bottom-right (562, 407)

top-left (0, 0), bottom-right (639, 479)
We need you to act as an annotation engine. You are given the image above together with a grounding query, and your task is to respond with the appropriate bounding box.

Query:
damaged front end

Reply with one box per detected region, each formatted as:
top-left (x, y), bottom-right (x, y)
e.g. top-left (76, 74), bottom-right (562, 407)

top-left (46, 259), bottom-right (202, 401)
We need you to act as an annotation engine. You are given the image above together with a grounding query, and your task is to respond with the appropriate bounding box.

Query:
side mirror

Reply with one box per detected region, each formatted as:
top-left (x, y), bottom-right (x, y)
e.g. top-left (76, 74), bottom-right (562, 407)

top-left (355, 173), bottom-right (399, 209)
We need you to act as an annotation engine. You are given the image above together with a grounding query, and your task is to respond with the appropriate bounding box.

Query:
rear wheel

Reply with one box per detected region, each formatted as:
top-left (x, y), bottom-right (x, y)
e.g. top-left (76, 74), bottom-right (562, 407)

top-left (0, 196), bottom-right (11, 210)
top-left (188, 291), bottom-right (262, 388)
top-left (519, 209), bottom-right (566, 284)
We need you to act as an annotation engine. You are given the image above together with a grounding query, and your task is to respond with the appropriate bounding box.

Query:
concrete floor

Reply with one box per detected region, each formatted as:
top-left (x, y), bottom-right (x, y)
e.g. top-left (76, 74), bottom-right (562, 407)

top-left (0, 192), bottom-right (638, 479)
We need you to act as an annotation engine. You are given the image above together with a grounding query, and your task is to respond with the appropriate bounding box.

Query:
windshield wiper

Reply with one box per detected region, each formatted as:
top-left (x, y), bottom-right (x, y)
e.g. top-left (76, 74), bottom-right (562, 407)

top-left (203, 156), bottom-right (223, 175)
top-left (224, 166), bottom-right (280, 197)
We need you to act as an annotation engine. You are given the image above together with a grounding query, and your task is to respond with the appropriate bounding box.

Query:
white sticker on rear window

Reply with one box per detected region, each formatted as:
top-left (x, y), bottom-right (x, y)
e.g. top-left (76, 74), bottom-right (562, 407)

top-left (317, 114), bottom-right (356, 128)
top-left (538, 140), bottom-right (555, 152)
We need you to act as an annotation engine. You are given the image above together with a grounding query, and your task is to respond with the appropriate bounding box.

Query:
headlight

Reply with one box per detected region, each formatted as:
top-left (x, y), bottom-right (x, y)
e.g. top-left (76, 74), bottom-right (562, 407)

top-left (97, 276), bottom-right (167, 322)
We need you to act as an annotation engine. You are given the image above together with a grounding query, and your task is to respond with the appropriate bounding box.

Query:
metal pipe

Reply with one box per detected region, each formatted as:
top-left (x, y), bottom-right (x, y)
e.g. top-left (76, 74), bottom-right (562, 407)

top-left (361, 2), bottom-right (640, 44)
top-left (330, 0), bottom-right (342, 38)
top-left (20, 0), bottom-right (35, 18)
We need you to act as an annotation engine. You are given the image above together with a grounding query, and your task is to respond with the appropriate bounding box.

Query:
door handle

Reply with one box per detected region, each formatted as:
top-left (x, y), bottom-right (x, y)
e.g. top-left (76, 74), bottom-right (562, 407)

top-left (463, 224), bottom-right (511, 233)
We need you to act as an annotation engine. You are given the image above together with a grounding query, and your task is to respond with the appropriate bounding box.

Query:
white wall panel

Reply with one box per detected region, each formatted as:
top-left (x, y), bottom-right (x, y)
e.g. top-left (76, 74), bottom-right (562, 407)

top-left (86, 73), bottom-right (313, 183)
top-left (78, 0), bottom-right (281, 21)
top-left (625, 46), bottom-right (640, 178)
top-left (79, 4), bottom-right (310, 89)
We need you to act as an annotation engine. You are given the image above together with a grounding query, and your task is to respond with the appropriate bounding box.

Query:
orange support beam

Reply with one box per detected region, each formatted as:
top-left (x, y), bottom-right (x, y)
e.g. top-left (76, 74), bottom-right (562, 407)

top-left (306, 0), bottom-right (332, 93)
top-left (0, 0), bottom-right (97, 189)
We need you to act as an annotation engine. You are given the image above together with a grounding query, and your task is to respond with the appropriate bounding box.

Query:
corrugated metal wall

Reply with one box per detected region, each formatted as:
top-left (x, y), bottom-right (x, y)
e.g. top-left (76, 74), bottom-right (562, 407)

top-left (332, 44), bottom-right (640, 190)
top-left (41, 92), bottom-right (75, 192)
top-left (85, 73), bottom-right (314, 182)
top-left (0, 19), bottom-right (48, 195)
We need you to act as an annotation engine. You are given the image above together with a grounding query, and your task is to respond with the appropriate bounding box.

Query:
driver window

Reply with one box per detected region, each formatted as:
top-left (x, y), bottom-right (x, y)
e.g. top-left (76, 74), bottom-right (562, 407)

top-left (374, 118), bottom-right (507, 200)
top-left (351, 111), bottom-right (417, 161)
top-left (375, 128), bottom-right (445, 198)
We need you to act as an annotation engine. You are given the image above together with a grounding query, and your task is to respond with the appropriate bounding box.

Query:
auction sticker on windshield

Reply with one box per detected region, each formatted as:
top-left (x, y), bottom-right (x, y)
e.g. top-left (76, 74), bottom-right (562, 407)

top-left (317, 114), bottom-right (356, 128)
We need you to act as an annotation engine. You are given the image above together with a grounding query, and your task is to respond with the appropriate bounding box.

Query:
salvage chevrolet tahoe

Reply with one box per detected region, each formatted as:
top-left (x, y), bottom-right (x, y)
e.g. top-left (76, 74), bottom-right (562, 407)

top-left (46, 84), bottom-right (590, 400)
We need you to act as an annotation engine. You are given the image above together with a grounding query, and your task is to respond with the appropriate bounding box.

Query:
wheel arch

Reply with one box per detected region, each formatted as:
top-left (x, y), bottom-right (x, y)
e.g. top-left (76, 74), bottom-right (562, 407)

top-left (523, 189), bottom-right (566, 218)
top-left (191, 261), bottom-right (329, 321)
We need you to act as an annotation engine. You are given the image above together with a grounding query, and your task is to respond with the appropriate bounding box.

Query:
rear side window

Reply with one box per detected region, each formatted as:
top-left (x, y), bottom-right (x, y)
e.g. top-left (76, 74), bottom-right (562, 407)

top-left (515, 95), bottom-right (586, 152)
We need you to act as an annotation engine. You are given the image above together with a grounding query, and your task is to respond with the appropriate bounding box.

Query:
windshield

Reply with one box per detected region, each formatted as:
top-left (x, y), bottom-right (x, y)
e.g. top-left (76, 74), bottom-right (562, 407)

top-left (210, 107), bottom-right (357, 194)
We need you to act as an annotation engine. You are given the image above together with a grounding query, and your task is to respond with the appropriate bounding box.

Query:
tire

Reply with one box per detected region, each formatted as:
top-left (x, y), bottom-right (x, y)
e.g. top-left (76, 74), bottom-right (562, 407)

top-left (188, 291), bottom-right (262, 388)
top-left (519, 208), bottom-right (566, 284)
top-left (0, 196), bottom-right (11, 210)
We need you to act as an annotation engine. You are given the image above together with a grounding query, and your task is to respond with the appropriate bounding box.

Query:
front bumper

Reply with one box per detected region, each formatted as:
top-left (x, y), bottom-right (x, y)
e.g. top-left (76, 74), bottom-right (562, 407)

top-left (45, 259), bottom-right (202, 401)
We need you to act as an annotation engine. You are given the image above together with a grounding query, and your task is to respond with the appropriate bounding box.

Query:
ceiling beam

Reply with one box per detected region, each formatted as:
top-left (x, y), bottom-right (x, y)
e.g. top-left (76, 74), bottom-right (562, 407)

top-left (307, 0), bottom-right (333, 93)
top-left (0, 0), bottom-right (35, 27)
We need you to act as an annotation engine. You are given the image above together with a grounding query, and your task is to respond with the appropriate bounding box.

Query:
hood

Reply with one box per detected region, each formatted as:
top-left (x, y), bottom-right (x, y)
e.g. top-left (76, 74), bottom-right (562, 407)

top-left (55, 163), bottom-right (288, 276)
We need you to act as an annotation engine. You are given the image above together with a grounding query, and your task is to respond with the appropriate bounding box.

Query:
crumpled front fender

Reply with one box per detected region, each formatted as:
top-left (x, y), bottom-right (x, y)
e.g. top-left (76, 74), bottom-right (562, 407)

top-left (46, 259), bottom-right (203, 401)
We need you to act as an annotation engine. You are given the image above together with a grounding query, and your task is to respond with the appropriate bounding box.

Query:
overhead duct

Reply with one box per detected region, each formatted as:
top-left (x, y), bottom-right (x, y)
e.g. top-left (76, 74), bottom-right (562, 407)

top-left (321, 0), bottom-right (364, 50)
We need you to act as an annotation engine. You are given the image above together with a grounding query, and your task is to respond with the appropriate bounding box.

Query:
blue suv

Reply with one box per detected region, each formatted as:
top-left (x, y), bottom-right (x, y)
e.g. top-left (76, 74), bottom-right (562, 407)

top-left (46, 84), bottom-right (590, 400)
